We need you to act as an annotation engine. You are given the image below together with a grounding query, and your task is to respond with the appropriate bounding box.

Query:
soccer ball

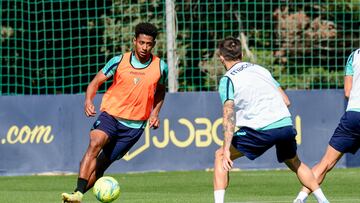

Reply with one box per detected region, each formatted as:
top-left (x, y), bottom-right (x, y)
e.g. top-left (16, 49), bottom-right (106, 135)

top-left (93, 176), bottom-right (121, 202)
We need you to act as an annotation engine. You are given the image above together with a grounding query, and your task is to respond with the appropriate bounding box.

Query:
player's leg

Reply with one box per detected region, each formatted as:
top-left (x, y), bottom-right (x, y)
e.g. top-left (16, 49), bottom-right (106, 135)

top-left (272, 126), bottom-right (328, 203)
top-left (295, 135), bottom-right (349, 202)
top-left (78, 129), bottom-right (109, 187)
top-left (85, 151), bottom-right (112, 193)
top-left (311, 145), bottom-right (343, 184)
top-left (62, 129), bottom-right (109, 202)
top-left (295, 145), bottom-right (342, 202)
top-left (294, 111), bottom-right (360, 202)
top-left (62, 112), bottom-right (116, 202)
top-left (213, 145), bottom-right (243, 203)
top-left (284, 155), bottom-right (329, 203)
top-left (313, 112), bottom-right (359, 185)
top-left (85, 121), bottom-right (144, 193)
top-left (284, 155), bottom-right (319, 191)
top-left (213, 127), bottom-right (278, 203)
top-left (214, 145), bottom-right (242, 189)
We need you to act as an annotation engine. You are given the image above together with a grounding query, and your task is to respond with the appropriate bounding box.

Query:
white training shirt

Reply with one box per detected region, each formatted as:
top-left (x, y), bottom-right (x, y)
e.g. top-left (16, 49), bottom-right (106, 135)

top-left (345, 48), bottom-right (360, 111)
top-left (224, 62), bottom-right (291, 129)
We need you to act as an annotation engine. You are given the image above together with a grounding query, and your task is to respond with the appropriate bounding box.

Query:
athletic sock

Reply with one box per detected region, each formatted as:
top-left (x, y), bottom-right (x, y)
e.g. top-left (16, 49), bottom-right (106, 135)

top-left (295, 191), bottom-right (309, 202)
top-left (74, 177), bottom-right (88, 194)
top-left (214, 189), bottom-right (225, 203)
top-left (313, 188), bottom-right (328, 202)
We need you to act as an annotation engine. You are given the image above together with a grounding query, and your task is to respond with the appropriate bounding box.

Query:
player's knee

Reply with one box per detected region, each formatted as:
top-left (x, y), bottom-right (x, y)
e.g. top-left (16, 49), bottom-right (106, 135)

top-left (86, 140), bottom-right (104, 157)
top-left (89, 130), bottom-right (108, 149)
top-left (90, 134), bottom-right (107, 148)
top-left (89, 139), bottom-right (102, 150)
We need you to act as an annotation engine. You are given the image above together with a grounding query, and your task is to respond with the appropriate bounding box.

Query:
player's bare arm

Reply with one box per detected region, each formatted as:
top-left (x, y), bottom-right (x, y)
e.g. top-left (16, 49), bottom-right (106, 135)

top-left (344, 75), bottom-right (353, 99)
top-left (84, 71), bottom-right (108, 117)
top-left (278, 87), bottom-right (291, 107)
top-left (149, 83), bottom-right (166, 129)
top-left (222, 100), bottom-right (235, 171)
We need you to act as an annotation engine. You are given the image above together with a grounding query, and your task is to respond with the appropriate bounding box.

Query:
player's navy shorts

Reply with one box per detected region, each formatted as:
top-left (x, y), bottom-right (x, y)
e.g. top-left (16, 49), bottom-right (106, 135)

top-left (231, 126), bottom-right (297, 162)
top-left (91, 111), bottom-right (146, 162)
top-left (329, 111), bottom-right (360, 154)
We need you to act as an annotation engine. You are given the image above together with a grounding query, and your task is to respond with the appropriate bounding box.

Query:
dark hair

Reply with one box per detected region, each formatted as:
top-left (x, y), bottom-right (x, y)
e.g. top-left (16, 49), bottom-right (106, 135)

top-left (218, 37), bottom-right (242, 61)
top-left (135, 22), bottom-right (158, 39)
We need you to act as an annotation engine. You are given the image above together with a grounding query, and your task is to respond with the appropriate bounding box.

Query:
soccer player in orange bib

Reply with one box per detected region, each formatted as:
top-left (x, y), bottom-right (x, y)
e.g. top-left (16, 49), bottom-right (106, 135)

top-left (62, 22), bottom-right (167, 203)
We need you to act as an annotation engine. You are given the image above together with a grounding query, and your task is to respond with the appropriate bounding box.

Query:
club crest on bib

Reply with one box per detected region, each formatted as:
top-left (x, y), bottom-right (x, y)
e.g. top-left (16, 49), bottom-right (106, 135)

top-left (133, 77), bottom-right (140, 85)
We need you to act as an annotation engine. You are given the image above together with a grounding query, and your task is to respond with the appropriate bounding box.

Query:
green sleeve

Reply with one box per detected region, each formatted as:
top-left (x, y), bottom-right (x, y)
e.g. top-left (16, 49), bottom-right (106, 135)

top-left (218, 76), bottom-right (234, 104)
top-left (159, 60), bottom-right (168, 85)
top-left (101, 55), bottom-right (122, 77)
top-left (345, 51), bottom-right (355, 76)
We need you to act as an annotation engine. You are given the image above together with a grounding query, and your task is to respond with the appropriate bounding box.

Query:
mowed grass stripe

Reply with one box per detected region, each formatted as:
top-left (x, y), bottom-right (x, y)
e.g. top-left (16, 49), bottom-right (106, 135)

top-left (0, 168), bottom-right (358, 203)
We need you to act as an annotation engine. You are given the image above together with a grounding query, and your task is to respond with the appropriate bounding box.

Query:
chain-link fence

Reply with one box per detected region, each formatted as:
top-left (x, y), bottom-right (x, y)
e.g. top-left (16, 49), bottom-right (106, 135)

top-left (1, 0), bottom-right (359, 95)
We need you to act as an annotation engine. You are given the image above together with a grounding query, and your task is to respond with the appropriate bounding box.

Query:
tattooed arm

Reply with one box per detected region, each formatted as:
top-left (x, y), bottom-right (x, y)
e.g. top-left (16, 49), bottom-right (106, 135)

top-left (222, 100), bottom-right (235, 171)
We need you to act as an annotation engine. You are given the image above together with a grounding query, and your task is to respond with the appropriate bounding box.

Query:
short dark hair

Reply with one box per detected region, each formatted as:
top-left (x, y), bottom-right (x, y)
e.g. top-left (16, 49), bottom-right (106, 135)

top-left (135, 22), bottom-right (158, 39)
top-left (218, 37), bottom-right (242, 61)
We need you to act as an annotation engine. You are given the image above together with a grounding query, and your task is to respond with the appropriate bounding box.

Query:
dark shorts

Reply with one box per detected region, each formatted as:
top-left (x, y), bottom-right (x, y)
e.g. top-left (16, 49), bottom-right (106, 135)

top-left (231, 126), bottom-right (297, 163)
top-left (91, 111), bottom-right (145, 162)
top-left (329, 111), bottom-right (360, 154)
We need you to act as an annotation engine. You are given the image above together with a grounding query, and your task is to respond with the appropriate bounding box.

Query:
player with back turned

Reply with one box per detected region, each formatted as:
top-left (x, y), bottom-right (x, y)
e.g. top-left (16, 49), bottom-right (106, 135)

top-left (213, 36), bottom-right (329, 203)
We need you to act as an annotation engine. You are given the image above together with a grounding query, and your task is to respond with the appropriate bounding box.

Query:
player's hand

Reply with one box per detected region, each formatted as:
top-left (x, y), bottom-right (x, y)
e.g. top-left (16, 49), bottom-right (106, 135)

top-left (222, 148), bottom-right (233, 171)
top-left (148, 115), bottom-right (160, 129)
top-left (84, 100), bottom-right (96, 117)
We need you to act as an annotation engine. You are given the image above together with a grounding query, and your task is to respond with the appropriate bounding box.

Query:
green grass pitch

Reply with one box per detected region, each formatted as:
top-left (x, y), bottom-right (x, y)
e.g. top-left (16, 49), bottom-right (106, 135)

top-left (0, 168), bottom-right (359, 203)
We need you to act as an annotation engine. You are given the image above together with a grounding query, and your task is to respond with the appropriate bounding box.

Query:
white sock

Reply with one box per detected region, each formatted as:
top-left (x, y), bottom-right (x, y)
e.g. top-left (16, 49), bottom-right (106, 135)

top-left (313, 188), bottom-right (328, 203)
top-left (214, 189), bottom-right (225, 203)
top-left (295, 191), bottom-right (309, 202)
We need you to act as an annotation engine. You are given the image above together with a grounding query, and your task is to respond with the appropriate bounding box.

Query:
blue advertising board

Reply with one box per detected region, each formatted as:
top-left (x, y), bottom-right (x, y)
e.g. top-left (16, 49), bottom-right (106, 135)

top-left (0, 90), bottom-right (351, 175)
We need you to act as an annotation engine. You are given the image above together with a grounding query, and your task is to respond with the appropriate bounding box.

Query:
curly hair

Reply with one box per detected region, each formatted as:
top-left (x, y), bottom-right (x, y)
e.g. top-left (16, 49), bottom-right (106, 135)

top-left (135, 23), bottom-right (158, 39)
